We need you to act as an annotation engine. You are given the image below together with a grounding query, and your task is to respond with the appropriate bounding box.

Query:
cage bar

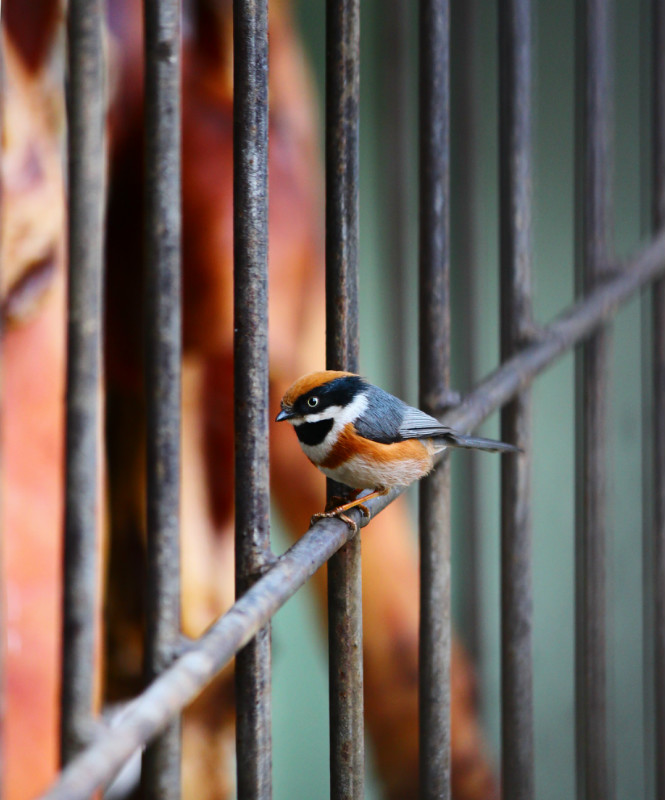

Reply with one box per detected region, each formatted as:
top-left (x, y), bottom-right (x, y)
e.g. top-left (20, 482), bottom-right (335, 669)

top-left (233, 0), bottom-right (273, 798)
top-left (498, 0), bottom-right (535, 797)
top-left (418, 1), bottom-right (451, 797)
top-left (325, 0), bottom-right (363, 797)
top-left (61, 0), bottom-right (106, 765)
top-left (651, 0), bottom-right (665, 797)
top-left (141, 0), bottom-right (183, 796)
top-left (574, 1), bottom-right (613, 798)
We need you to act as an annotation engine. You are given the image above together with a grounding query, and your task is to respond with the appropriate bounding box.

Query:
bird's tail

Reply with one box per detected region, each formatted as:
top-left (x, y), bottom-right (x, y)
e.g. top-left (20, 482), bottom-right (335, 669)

top-left (440, 431), bottom-right (521, 454)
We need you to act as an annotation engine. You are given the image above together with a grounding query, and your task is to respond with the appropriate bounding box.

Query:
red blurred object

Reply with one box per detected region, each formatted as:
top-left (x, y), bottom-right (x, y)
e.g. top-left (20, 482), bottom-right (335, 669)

top-left (1, 6), bottom-right (67, 795)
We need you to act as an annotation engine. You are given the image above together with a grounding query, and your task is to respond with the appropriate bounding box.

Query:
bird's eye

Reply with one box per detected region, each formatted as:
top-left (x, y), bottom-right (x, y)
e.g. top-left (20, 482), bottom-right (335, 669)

top-left (307, 396), bottom-right (319, 408)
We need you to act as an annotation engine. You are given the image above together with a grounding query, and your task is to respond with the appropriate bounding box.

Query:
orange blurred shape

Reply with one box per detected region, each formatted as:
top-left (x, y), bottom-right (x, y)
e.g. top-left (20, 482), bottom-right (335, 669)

top-left (1, 13), bottom-right (67, 797)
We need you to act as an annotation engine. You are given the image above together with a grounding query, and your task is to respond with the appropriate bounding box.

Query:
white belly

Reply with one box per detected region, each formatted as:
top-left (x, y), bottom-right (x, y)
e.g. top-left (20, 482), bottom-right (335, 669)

top-left (319, 452), bottom-right (434, 490)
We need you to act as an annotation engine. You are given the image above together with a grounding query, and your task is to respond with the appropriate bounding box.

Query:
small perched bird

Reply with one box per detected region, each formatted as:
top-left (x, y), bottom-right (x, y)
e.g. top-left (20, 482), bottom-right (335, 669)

top-left (276, 370), bottom-right (519, 530)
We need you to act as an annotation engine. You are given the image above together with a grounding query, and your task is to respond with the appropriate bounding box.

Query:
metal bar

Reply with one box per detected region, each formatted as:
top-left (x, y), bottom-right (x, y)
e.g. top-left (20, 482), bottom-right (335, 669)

top-left (574, 1), bottom-right (613, 798)
top-left (651, 1), bottom-right (665, 797)
top-left (326, 0), bottom-right (360, 374)
top-left (61, 0), bottom-right (106, 765)
top-left (233, 1), bottom-right (272, 798)
top-left (42, 515), bottom-right (361, 800)
top-left (325, 1), bottom-right (363, 798)
top-left (141, 0), bottom-right (182, 797)
top-left (498, 0), bottom-right (534, 797)
top-left (39, 232), bottom-right (665, 800)
top-left (418, 0), bottom-right (451, 797)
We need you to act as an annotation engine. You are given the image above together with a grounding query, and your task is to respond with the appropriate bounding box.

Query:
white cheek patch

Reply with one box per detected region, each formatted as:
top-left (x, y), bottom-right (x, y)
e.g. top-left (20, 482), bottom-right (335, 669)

top-left (294, 392), bottom-right (369, 461)
top-left (291, 405), bottom-right (343, 425)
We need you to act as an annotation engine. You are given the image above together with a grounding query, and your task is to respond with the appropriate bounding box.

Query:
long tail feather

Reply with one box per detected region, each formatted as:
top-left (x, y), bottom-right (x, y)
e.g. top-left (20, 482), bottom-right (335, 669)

top-left (442, 431), bottom-right (521, 454)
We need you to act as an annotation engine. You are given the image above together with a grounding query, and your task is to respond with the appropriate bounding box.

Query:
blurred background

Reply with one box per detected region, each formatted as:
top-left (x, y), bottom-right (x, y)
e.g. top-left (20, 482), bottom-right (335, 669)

top-left (274, 1), bottom-right (647, 798)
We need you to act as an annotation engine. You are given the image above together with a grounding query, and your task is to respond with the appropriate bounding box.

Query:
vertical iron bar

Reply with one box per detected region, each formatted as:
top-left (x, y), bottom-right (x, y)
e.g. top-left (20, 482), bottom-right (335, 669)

top-left (326, 1), bottom-right (363, 798)
top-left (574, 1), bottom-right (613, 798)
top-left (141, 0), bottom-right (182, 797)
top-left (233, 0), bottom-right (272, 798)
top-left (498, 0), bottom-right (534, 797)
top-left (652, 1), bottom-right (665, 797)
top-left (418, 1), bottom-right (451, 798)
top-left (61, 0), bottom-right (106, 765)
top-left (326, 0), bottom-right (360, 371)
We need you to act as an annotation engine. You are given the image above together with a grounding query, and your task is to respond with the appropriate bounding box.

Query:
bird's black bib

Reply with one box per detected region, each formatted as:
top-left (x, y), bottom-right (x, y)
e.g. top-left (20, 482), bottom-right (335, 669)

top-left (295, 418), bottom-right (334, 446)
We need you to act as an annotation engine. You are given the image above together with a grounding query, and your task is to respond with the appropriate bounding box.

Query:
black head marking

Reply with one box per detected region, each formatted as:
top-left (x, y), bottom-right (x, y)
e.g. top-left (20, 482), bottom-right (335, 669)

top-left (292, 375), bottom-right (367, 418)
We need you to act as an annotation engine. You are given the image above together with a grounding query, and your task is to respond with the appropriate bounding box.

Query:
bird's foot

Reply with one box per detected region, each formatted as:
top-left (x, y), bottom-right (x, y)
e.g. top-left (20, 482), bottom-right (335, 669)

top-left (310, 509), bottom-right (360, 535)
top-left (311, 490), bottom-right (378, 533)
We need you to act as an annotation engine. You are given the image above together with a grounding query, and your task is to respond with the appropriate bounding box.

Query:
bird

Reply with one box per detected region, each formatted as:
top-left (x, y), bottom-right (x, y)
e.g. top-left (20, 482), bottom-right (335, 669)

top-left (276, 370), bottom-right (520, 531)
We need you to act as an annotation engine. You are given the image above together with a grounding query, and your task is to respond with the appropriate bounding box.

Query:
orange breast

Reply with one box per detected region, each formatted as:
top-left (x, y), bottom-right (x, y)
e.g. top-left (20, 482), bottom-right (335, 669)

top-left (320, 424), bottom-right (434, 489)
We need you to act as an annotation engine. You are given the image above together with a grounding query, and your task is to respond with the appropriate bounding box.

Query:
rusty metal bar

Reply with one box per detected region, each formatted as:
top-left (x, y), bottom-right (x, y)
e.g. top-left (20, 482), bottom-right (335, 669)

top-left (39, 231), bottom-right (665, 800)
top-left (233, 0), bottom-right (272, 798)
top-left (61, 0), bottom-right (106, 765)
top-left (141, 0), bottom-right (182, 796)
top-left (325, 1), bottom-right (363, 798)
top-left (43, 515), bottom-right (361, 800)
top-left (326, 0), bottom-right (360, 374)
top-left (651, 1), bottom-right (665, 796)
top-left (574, 1), bottom-right (613, 798)
top-left (418, 0), bottom-right (451, 797)
top-left (498, 0), bottom-right (534, 797)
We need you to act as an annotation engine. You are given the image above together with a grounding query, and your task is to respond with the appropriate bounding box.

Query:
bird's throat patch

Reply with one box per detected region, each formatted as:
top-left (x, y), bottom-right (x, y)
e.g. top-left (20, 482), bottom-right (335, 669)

top-left (295, 418), bottom-right (334, 446)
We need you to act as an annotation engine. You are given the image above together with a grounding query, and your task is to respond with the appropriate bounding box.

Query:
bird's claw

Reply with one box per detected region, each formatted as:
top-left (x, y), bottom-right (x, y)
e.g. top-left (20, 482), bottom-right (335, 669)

top-left (311, 489), bottom-right (375, 533)
top-left (310, 510), bottom-right (361, 535)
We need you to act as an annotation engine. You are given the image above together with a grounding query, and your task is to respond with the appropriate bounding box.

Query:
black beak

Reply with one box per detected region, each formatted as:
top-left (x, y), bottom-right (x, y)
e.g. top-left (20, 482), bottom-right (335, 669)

top-left (276, 407), bottom-right (294, 422)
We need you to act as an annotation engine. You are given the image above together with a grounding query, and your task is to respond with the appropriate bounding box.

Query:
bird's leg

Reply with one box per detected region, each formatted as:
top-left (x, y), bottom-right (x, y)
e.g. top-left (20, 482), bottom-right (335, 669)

top-left (310, 487), bottom-right (390, 533)
top-left (324, 489), bottom-right (362, 513)
top-left (332, 486), bottom-right (389, 516)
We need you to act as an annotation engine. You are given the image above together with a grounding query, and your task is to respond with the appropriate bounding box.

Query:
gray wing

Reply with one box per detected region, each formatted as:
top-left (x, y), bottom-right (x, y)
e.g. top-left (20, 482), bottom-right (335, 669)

top-left (398, 405), bottom-right (448, 439)
top-left (399, 403), bottom-right (521, 454)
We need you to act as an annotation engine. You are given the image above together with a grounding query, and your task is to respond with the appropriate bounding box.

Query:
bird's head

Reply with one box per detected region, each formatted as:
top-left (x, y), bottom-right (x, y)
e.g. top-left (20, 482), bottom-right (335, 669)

top-left (276, 370), bottom-right (368, 428)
